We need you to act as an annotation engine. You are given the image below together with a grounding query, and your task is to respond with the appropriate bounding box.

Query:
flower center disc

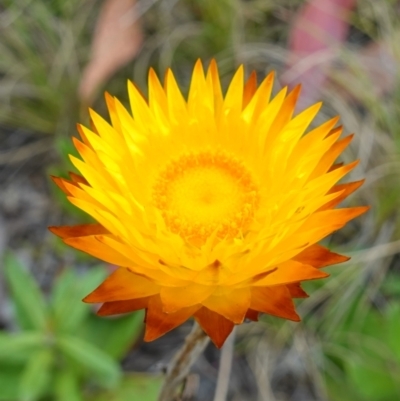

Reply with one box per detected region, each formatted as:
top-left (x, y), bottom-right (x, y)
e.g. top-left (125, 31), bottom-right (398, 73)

top-left (153, 150), bottom-right (259, 246)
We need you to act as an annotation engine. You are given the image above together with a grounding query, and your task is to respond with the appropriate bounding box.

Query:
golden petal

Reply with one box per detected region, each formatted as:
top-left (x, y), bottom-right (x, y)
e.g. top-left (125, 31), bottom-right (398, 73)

top-left (202, 287), bottom-right (251, 324)
top-left (49, 224), bottom-right (108, 239)
top-left (245, 309), bottom-right (259, 322)
top-left (293, 244), bottom-right (349, 268)
top-left (160, 284), bottom-right (215, 313)
top-left (144, 295), bottom-right (200, 341)
top-left (105, 92), bottom-right (122, 133)
top-left (242, 70), bottom-right (257, 108)
top-left (267, 85), bottom-right (302, 138)
top-left (50, 176), bottom-right (74, 196)
top-left (206, 59), bottom-right (223, 115)
top-left (83, 267), bottom-right (160, 303)
top-left (164, 68), bottom-right (188, 123)
top-left (287, 283), bottom-right (309, 298)
top-left (63, 235), bottom-right (134, 268)
top-left (320, 180), bottom-right (365, 210)
top-left (250, 285), bottom-right (300, 321)
top-left (97, 296), bottom-right (150, 316)
top-left (68, 172), bottom-right (88, 185)
top-left (242, 71), bottom-right (274, 123)
top-left (252, 261), bottom-right (329, 287)
top-left (194, 307), bottom-right (234, 348)
top-left (311, 134), bottom-right (354, 178)
top-left (76, 123), bottom-right (95, 149)
top-left (223, 65), bottom-right (244, 112)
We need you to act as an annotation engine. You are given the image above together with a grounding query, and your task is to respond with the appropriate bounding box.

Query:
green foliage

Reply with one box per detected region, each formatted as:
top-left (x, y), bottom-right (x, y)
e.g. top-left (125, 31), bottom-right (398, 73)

top-left (325, 301), bottom-right (400, 401)
top-left (19, 349), bottom-right (53, 401)
top-left (90, 374), bottom-right (163, 401)
top-left (57, 335), bottom-right (120, 388)
top-left (0, 253), bottom-right (146, 401)
top-left (346, 360), bottom-right (398, 401)
top-left (0, 332), bottom-right (45, 363)
top-left (0, 0), bottom-right (95, 135)
top-left (54, 369), bottom-right (83, 401)
top-left (257, 263), bottom-right (400, 401)
top-left (51, 268), bottom-right (106, 334)
top-left (3, 253), bottom-right (48, 331)
top-left (78, 312), bottom-right (144, 360)
top-left (0, 365), bottom-right (21, 401)
top-left (187, 0), bottom-right (238, 56)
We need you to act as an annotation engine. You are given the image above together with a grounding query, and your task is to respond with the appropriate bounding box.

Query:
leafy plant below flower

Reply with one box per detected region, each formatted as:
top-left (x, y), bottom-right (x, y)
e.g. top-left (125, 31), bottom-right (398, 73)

top-left (0, 253), bottom-right (144, 401)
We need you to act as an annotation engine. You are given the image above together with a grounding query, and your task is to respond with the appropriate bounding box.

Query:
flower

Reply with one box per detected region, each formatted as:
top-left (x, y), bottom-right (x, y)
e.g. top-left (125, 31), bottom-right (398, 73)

top-left (50, 60), bottom-right (367, 348)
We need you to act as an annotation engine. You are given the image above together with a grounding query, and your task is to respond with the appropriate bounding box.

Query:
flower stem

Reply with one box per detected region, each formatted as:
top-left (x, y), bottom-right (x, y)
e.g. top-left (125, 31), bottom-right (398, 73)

top-left (158, 321), bottom-right (210, 401)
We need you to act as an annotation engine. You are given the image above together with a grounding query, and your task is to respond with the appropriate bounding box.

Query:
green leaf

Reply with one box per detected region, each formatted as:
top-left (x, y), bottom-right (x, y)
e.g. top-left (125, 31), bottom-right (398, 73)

top-left (359, 308), bottom-right (382, 339)
top-left (79, 311), bottom-right (144, 359)
top-left (324, 373), bottom-right (360, 401)
top-left (0, 332), bottom-right (45, 362)
top-left (0, 365), bottom-right (21, 400)
top-left (19, 348), bottom-right (53, 401)
top-left (89, 373), bottom-right (163, 401)
top-left (3, 252), bottom-right (48, 331)
top-left (347, 359), bottom-right (400, 401)
top-left (386, 302), bottom-right (400, 360)
top-left (57, 335), bottom-right (121, 388)
top-left (381, 274), bottom-right (400, 296)
top-left (54, 368), bottom-right (83, 401)
top-left (52, 267), bottom-right (107, 334)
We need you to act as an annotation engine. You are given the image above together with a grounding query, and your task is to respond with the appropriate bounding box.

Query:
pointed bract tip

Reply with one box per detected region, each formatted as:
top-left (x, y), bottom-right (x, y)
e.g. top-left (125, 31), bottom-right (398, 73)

top-left (290, 312), bottom-right (301, 322)
top-left (193, 59), bottom-right (205, 75)
top-left (48, 226), bottom-right (58, 235)
top-left (163, 68), bottom-right (174, 89)
top-left (96, 307), bottom-right (109, 316)
top-left (315, 100), bottom-right (323, 109)
top-left (104, 91), bottom-right (113, 102)
top-left (290, 83), bottom-right (302, 97)
top-left (82, 293), bottom-right (98, 303)
top-left (248, 70), bottom-right (257, 78)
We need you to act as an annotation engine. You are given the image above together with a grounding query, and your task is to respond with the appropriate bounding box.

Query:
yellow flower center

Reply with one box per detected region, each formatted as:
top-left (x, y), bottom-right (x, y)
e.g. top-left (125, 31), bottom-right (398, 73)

top-left (153, 150), bottom-right (259, 246)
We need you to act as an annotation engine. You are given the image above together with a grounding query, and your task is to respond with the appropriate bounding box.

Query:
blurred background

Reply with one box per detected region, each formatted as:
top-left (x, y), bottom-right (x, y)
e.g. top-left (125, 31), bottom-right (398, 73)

top-left (0, 0), bottom-right (399, 400)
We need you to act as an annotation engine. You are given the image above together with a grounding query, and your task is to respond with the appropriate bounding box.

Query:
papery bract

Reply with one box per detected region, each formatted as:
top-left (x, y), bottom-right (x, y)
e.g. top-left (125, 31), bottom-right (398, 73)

top-left (51, 60), bottom-right (367, 347)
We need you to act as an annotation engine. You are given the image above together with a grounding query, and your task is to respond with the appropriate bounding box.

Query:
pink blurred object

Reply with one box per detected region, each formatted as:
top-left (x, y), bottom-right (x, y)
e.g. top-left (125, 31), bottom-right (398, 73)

top-left (283, 0), bottom-right (357, 108)
top-left (79, 0), bottom-right (143, 105)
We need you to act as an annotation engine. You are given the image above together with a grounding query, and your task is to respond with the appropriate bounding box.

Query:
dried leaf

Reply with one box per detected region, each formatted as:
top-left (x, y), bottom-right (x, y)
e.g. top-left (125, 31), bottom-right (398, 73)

top-left (79, 0), bottom-right (143, 105)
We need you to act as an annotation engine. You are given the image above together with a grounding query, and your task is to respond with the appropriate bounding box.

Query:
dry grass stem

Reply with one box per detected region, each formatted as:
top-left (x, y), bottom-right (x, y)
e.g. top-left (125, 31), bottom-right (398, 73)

top-left (213, 327), bottom-right (236, 401)
top-left (158, 321), bottom-right (210, 401)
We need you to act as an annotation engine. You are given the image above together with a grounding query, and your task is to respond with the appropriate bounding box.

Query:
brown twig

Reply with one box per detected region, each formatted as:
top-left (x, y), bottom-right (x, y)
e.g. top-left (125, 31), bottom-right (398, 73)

top-left (158, 321), bottom-right (209, 401)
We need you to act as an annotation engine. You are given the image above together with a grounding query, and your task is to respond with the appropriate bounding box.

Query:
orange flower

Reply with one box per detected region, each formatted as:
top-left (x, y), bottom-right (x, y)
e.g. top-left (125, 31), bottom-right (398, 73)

top-left (50, 60), bottom-right (367, 347)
